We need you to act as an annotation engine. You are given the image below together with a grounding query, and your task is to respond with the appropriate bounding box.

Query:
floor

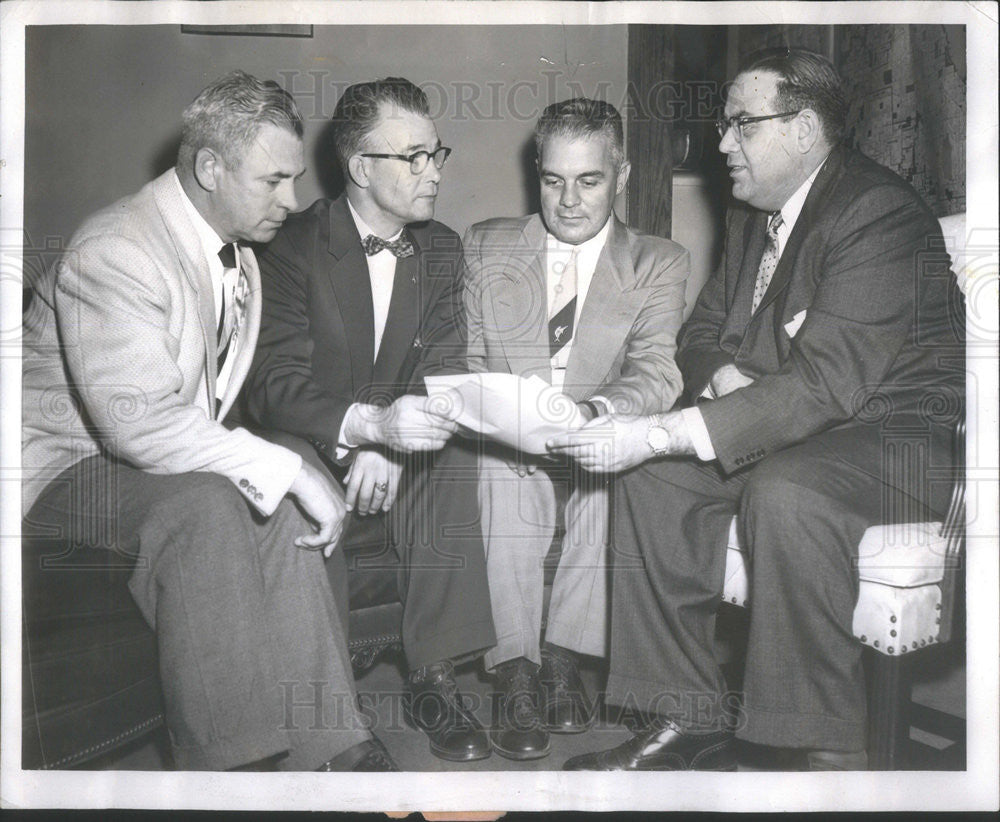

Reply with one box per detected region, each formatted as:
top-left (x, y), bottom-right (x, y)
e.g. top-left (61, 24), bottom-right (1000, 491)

top-left (97, 617), bottom-right (966, 773)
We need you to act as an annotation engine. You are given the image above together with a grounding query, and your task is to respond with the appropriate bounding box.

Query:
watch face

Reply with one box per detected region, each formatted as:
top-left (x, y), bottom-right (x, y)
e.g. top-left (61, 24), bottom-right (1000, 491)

top-left (647, 425), bottom-right (670, 452)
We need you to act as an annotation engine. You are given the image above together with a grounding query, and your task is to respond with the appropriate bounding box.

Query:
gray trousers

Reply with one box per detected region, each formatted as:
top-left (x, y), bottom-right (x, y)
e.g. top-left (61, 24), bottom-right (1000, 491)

top-left (24, 454), bottom-right (368, 770)
top-left (478, 450), bottom-right (610, 671)
top-left (606, 421), bottom-right (954, 752)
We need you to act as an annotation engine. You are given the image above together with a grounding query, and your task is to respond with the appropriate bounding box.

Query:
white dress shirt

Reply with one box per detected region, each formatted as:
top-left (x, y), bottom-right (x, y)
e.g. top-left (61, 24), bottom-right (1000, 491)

top-left (174, 171), bottom-right (241, 401)
top-left (683, 159), bottom-right (827, 461)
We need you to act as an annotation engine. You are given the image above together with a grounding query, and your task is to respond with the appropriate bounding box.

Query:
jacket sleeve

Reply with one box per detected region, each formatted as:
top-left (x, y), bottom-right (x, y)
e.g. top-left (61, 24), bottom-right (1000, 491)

top-left (54, 234), bottom-right (301, 516)
top-left (595, 242), bottom-right (688, 415)
top-left (244, 221), bottom-right (355, 456)
top-left (675, 210), bottom-right (742, 400)
top-left (460, 225), bottom-right (488, 374)
top-left (700, 184), bottom-right (942, 474)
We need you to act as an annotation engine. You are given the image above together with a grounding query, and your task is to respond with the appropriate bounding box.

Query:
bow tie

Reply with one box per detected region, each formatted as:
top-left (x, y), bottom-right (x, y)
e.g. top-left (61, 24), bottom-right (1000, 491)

top-left (362, 233), bottom-right (414, 258)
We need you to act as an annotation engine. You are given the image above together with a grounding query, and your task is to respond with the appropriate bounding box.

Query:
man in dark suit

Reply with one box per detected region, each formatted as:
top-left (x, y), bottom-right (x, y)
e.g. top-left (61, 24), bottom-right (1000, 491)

top-left (549, 49), bottom-right (964, 770)
top-left (22, 72), bottom-right (396, 771)
top-left (462, 98), bottom-right (688, 760)
top-left (245, 77), bottom-right (495, 763)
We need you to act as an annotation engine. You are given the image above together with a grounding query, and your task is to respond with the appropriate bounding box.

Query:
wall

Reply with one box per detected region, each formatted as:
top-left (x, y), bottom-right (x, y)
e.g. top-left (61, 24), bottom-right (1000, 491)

top-left (24, 24), bottom-right (627, 254)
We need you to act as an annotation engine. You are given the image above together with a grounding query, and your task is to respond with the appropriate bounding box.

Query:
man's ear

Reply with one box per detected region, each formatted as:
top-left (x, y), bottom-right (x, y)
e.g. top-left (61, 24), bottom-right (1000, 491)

top-left (796, 110), bottom-right (823, 154)
top-left (615, 160), bottom-right (632, 196)
top-left (193, 147), bottom-right (222, 192)
top-left (347, 154), bottom-right (370, 189)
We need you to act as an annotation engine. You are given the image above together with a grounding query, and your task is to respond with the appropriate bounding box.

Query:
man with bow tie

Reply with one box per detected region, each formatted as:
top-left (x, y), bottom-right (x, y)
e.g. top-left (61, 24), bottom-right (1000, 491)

top-left (246, 77), bottom-right (496, 764)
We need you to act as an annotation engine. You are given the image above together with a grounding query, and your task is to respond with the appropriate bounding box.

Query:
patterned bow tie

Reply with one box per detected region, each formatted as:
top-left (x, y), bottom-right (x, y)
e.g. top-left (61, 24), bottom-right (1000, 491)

top-left (362, 233), bottom-right (414, 258)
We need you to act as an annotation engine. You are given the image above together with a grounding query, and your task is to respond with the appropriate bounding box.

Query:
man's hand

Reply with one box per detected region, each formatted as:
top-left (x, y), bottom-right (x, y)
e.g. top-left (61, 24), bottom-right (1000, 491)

top-left (287, 462), bottom-right (347, 557)
top-left (342, 394), bottom-right (459, 453)
top-left (546, 411), bottom-right (696, 473)
top-left (709, 363), bottom-right (755, 398)
top-left (344, 448), bottom-right (404, 516)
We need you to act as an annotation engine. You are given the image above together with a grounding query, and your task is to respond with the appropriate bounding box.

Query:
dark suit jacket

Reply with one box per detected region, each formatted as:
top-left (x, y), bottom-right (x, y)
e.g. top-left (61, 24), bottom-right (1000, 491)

top-left (677, 146), bottom-right (965, 475)
top-left (244, 194), bottom-right (466, 458)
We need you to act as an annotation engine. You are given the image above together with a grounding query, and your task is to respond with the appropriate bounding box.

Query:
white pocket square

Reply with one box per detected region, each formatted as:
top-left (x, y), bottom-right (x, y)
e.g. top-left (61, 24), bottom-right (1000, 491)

top-left (784, 309), bottom-right (807, 338)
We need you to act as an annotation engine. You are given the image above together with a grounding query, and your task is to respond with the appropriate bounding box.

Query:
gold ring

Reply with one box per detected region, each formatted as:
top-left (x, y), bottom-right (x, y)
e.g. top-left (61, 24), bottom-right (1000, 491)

top-left (375, 482), bottom-right (388, 493)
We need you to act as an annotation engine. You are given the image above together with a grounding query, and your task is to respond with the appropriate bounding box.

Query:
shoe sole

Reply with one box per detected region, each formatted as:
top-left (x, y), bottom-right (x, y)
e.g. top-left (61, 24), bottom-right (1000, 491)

top-left (491, 740), bottom-right (551, 761)
top-left (428, 741), bottom-right (493, 762)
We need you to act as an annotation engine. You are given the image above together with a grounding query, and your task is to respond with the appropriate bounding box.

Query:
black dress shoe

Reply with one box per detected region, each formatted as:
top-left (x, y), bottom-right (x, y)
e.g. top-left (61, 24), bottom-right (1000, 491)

top-left (317, 737), bottom-right (400, 771)
top-left (405, 660), bottom-right (491, 762)
top-left (491, 657), bottom-right (550, 761)
top-left (539, 644), bottom-right (593, 733)
top-left (562, 717), bottom-right (736, 771)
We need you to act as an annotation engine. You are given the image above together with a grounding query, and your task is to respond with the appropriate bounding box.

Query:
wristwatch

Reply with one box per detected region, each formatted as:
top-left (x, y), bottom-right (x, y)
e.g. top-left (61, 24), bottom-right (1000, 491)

top-left (646, 415), bottom-right (671, 455)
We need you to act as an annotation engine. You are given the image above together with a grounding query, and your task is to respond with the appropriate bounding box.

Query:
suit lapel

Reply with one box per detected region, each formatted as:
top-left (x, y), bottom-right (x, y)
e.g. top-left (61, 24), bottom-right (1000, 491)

top-left (566, 217), bottom-right (643, 397)
top-left (152, 170), bottom-right (219, 410)
top-left (492, 215), bottom-right (551, 382)
top-left (753, 147), bottom-right (844, 316)
top-left (326, 196), bottom-right (376, 397)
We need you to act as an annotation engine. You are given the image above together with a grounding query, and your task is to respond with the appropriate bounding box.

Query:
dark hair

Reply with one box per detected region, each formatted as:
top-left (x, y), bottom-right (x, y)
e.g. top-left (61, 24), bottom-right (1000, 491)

top-left (738, 47), bottom-right (848, 145)
top-left (178, 70), bottom-right (302, 171)
top-left (330, 77), bottom-right (431, 169)
top-left (534, 97), bottom-right (625, 168)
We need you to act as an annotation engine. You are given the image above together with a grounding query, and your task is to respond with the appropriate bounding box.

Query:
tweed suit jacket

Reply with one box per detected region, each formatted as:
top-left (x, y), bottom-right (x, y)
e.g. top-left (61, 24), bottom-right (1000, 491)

top-left (21, 169), bottom-right (302, 516)
top-left (463, 213), bottom-right (689, 416)
top-left (677, 146), bottom-right (965, 475)
top-left (244, 194), bottom-right (466, 457)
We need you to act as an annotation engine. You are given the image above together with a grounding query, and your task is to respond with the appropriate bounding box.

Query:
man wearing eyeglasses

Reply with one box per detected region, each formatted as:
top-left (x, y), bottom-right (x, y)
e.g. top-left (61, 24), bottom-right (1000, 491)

top-left (245, 77), bottom-right (496, 764)
top-left (552, 49), bottom-right (964, 770)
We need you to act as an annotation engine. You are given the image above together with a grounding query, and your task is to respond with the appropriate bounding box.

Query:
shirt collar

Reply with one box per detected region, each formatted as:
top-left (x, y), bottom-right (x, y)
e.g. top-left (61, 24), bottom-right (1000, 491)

top-left (173, 170), bottom-right (230, 266)
top-left (347, 198), bottom-right (404, 243)
top-left (546, 214), bottom-right (613, 260)
top-left (777, 156), bottom-right (827, 234)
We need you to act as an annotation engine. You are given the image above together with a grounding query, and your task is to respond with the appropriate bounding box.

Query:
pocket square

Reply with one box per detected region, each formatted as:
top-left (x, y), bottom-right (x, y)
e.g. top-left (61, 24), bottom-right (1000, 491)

top-left (784, 309), bottom-right (807, 338)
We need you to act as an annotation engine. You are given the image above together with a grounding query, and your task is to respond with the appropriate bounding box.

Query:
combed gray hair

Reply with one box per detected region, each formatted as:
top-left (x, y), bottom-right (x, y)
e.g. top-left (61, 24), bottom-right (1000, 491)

top-left (534, 97), bottom-right (625, 169)
top-left (177, 70), bottom-right (303, 171)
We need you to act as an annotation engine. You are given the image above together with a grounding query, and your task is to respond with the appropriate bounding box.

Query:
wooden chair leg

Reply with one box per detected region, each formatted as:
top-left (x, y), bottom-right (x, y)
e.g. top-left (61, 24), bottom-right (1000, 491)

top-left (865, 648), bottom-right (913, 770)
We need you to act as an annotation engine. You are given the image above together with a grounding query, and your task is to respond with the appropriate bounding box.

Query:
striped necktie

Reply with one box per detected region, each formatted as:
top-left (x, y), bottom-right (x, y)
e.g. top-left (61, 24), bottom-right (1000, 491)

top-left (216, 243), bottom-right (238, 372)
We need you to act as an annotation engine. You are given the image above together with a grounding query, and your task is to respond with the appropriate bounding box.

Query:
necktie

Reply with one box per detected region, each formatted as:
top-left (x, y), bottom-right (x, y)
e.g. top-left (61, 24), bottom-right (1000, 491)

top-left (217, 243), bottom-right (238, 372)
top-left (362, 233), bottom-right (415, 258)
top-left (751, 212), bottom-right (783, 314)
top-left (548, 248), bottom-right (578, 359)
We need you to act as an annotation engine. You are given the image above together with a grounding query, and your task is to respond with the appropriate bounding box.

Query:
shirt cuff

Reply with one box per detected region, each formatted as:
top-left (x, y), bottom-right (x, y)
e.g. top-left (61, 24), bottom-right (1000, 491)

top-left (680, 406), bottom-right (717, 462)
top-left (335, 402), bottom-right (362, 460)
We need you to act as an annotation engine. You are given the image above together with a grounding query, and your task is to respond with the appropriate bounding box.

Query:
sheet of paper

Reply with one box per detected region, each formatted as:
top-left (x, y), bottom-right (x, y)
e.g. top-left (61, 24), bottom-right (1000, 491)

top-left (425, 372), bottom-right (587, 454)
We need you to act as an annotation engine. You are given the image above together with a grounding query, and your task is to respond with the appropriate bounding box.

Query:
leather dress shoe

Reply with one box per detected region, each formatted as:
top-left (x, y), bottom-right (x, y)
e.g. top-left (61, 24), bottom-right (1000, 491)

top-left (563, 717), bottom-right (736, 771)
top-left (316, 737), bottom-right (399, 771)
top-left (539, 644), bottom-right (593, 733)
top-left (491, 657), bottom-right (550, 760)
top-left (405, 660), bottom-right (491, 762)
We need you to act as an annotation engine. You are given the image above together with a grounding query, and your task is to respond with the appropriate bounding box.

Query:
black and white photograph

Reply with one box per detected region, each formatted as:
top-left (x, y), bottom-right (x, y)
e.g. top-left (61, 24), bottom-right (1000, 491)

top-left (1, 0), bottom-right (997, 814)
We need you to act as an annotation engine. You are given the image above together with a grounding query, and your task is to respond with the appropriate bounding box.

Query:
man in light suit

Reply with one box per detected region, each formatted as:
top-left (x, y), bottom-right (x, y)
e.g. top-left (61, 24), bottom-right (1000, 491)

top-left (21, 72), bottom-right (398, 771)
top-left (551, 50), bottom-right (964, 770)
top-left (462, 98), bottom-right (689, 760)
top-left (245, 77), bottom-right (495, 763)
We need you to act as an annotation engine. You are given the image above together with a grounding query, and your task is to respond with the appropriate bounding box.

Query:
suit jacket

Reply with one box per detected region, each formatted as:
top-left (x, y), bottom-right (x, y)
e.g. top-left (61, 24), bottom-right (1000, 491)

top-left (21, 169), bottom-right (302, 516)
top-left (677, 146), bottom-right (965, 475)
top-left (463, 214), bottom-right (689, 416)
top-left (245, 194), bottom-right (466, 456)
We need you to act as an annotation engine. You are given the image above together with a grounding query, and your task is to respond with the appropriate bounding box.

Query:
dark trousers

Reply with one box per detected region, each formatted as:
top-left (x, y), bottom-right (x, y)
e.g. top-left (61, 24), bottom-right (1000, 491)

top-left (23, 454), bottom-right (368, 770)
top-left (272, 432), bottom-right (497, 670)
top-left (606, 420), bottom-right (954, 751)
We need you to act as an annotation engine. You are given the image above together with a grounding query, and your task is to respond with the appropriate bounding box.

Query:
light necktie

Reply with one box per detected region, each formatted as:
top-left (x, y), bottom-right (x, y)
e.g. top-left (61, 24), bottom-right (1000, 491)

top-left (751, 212), bottom-right (783, 314)
top-left (548, 248), bottom-right (578, 359)
top-left (362, 233), bottom-right (415, 258)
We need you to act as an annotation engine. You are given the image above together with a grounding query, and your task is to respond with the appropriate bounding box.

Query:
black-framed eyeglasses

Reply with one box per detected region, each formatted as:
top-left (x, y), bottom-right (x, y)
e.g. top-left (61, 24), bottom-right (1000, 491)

top-left (715, 111), bottom-right (801, 142)
top-left (360, 146), bottom-right (452, 174)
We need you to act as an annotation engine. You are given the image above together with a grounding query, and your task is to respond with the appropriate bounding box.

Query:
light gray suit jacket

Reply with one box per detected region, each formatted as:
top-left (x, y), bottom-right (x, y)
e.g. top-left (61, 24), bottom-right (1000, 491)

top-left (463, 213), bottom-right (689, 415)
top-left (22, 169), bottom-right (301, 515)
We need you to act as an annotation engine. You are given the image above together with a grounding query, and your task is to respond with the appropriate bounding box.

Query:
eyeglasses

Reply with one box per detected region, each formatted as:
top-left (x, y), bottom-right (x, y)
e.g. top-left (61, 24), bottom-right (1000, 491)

top-left (359, 146), bottom-right (452, 174)
top-left (715, 111), bottom-right (801, 142)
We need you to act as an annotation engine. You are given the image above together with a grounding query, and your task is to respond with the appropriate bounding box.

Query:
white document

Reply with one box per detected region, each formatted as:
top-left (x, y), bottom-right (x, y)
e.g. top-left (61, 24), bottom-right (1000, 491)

top-left (425, 372), bottom-right (587, 454)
